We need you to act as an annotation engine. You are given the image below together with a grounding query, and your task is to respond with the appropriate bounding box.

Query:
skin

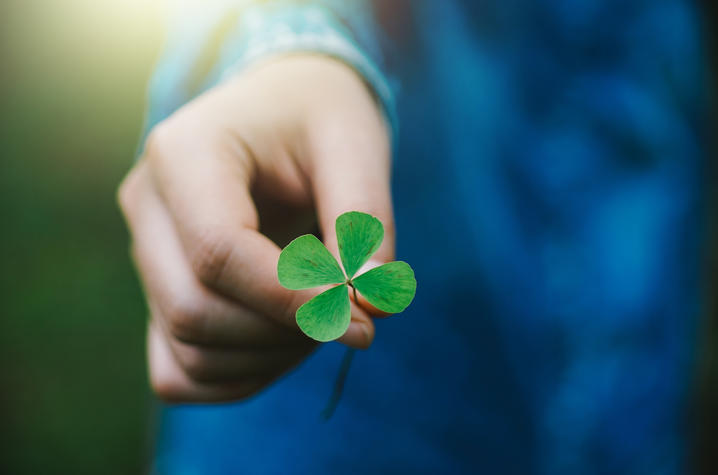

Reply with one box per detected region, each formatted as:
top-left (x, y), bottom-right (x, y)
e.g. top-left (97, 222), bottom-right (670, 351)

top-left (118, 54), bottom-right (395, 403)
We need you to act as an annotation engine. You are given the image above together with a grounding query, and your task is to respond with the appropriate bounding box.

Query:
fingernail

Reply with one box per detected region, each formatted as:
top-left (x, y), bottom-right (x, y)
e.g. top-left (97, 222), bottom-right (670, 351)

top-left (358, 259), bottom-right (384, 275)
top-left (366, 258), bottom-right (384, 268)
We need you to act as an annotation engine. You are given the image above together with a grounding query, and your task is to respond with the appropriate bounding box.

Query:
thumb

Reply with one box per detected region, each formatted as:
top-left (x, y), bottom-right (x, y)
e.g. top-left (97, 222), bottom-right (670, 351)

top-left (306, 110), bottom-right (395, 320)
top-left (307, 114), bottom-right (395, 266)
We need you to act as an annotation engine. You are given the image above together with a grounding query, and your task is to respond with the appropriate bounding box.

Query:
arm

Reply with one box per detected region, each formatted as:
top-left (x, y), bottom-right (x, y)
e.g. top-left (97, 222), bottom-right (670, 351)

top-left (119, 2), bottom-right (396, 403)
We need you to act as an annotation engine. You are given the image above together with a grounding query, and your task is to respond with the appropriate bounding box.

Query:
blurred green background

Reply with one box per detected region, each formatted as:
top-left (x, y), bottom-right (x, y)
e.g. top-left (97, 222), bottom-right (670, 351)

top-left (1, 0), bottom-right (162, 473)
top-left (0, 1), bottom-right (716, 474)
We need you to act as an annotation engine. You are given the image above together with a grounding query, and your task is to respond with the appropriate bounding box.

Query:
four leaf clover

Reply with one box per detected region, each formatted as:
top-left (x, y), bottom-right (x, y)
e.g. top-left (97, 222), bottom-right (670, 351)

top-left (277, 211), bottom-right (417, 342)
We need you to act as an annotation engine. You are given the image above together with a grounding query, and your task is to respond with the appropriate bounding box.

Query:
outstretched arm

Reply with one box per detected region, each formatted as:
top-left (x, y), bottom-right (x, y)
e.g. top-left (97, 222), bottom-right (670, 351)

top-left (119, 1), bottom-right (397, 403)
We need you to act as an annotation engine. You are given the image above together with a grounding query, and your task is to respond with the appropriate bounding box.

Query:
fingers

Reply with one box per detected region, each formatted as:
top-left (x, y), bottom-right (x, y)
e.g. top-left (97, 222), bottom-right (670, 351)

top-left (141, 116), bottom-right (375, 348)
top-left (120, 161), bottom-right (308, 348)
top-left (120, 159), bottom-right (374, 353)
top-left (153, 305), bottom-right (315, 383)
top-left (143, 122), bottom-right (289, 319)
top-left (147, 321), bottom-right (270, 403)
top-left (142, 122), bottom-right (307, 327)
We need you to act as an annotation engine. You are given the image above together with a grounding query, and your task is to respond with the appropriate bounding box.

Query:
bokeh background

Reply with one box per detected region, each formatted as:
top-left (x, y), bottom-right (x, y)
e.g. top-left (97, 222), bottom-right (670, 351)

top-left (1, 0), bottom-right (162, 473)
top-left (0, 1), bottom-right (716, 474)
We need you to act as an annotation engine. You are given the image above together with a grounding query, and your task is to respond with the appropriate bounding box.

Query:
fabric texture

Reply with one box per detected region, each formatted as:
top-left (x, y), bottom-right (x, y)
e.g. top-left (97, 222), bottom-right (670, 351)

top-left (143, 0), bottom-right (396, 141)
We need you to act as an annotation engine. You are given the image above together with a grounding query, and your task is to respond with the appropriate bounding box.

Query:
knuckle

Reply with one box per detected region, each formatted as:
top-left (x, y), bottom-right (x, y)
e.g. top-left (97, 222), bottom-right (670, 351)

top-left (163, 295), bottom-right (208, 343)
top-left (116, 167), bottom-right (141, 215)
top-left (176, 345), bottom-right (215, 382)
top-left (189, 232), bottom-right (234, 288)
top-left (149, 372), bottom-right (184, 403)
top-left (147, 354), bottom-right (188, 403)
top-left (144, 121), bottom-right (175, 162)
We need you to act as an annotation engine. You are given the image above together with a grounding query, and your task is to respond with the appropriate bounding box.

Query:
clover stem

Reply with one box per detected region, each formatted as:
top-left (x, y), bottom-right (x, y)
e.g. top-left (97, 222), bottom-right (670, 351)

top-left (320, 347), bottom-right (356, 420)
top-left (321, 280), bottom-right (359, 421)
top-left (347, 280), bottom-right (362, 306)
top-left (321, 281), bottom-right (360, 421)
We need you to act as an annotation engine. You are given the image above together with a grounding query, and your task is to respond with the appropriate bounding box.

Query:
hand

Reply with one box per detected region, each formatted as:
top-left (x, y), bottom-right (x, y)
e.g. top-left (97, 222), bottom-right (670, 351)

top-left (118, 55), bottom-right (395, 403)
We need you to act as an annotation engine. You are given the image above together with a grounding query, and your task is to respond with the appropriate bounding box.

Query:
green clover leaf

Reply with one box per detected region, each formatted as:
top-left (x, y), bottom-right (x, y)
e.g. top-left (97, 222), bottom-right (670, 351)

top-left (351, 261), bottom-right (416, 314)
top-left (277, 211), bottom-right (417, 342)
top-left (278, 235), bottom-right (345, 290)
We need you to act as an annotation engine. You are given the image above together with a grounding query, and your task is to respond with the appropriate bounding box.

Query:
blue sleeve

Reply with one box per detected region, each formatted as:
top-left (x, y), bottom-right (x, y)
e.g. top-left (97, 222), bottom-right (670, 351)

top-left (144, 1), bottom-right (397, 140)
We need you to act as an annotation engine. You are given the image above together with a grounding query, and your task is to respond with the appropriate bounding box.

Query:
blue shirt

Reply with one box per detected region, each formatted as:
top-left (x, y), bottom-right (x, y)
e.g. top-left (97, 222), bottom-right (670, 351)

top-left (147, 1), bottom-right (711, 473)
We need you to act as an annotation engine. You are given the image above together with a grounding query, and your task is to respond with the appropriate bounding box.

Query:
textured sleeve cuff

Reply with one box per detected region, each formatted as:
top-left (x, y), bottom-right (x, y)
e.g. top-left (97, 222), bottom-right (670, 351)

top-left (215, 3), bottom-right (398, 142)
